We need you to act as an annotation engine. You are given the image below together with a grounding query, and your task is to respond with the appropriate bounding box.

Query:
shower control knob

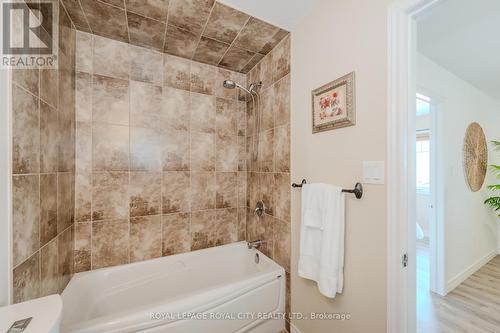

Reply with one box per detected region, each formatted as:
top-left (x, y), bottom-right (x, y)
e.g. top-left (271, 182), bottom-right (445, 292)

top-left (255, 201), bottom-right (265, 217)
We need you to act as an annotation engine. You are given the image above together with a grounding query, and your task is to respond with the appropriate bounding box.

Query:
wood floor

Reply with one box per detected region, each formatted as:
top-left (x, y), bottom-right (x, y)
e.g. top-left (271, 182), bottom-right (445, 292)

top-left (417, 244), bottom-right (500, 333)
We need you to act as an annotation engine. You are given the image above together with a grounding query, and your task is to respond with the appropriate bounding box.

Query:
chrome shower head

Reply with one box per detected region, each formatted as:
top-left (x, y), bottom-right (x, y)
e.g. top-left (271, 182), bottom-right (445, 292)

top-left (223, 80), bottom-right (236, 89)
top-left (223, 80), bottom-right (252, 94)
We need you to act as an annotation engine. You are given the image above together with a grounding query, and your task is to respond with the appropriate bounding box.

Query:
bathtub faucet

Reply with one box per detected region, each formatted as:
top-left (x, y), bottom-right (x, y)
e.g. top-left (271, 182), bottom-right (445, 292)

top-left (247, 240), bottom-right (265, 249)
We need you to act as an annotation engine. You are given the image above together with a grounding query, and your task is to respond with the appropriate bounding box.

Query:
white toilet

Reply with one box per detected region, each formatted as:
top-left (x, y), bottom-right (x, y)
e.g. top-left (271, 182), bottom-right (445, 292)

top-left (0, 295), bottom-right (62, 333)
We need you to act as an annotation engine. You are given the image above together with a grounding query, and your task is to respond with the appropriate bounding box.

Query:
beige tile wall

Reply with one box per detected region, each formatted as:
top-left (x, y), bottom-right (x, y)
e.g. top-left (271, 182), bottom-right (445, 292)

top-left (60, 0), bottom-right (289, 74)
top-left (246, 34), bottom-right (291, 331)
top-left (11, 3), bottom-right (76, 303)
top-left (74, 32), bottom-right (248, 272)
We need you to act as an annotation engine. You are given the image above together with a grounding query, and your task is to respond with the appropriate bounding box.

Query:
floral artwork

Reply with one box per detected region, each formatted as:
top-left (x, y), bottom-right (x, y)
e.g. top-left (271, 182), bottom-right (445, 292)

top-left (318, 88), bottom-right (346, 121)
top-left (312, 72), bottom-right (355, 133)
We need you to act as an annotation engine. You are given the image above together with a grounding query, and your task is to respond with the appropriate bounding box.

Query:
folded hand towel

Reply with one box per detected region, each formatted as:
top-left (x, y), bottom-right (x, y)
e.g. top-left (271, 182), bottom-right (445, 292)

top-left (298, 183), bottom-right (345, 298)
top-left (302, 183), bottom-right (337, 230)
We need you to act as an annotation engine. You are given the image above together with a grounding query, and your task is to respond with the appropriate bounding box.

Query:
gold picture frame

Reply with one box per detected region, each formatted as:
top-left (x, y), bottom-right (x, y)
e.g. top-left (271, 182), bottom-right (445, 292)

top-left (312, 72), bottom-right (356, 133)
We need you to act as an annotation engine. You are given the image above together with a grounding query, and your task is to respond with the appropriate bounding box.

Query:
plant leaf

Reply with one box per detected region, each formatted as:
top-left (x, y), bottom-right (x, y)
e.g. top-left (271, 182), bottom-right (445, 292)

top-left (492, 141), bottom-right (500, 151)
top-left (488, 184), bottom-right (500, 191)
top-left (490, 165), bottom-right (500, 177)
top-left (484, 197), bottom-right (500, 211)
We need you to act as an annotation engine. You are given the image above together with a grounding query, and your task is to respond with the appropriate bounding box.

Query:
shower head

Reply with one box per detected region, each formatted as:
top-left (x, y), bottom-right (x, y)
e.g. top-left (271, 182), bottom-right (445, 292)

top-left (223, 80), bottom-right (251, 94)
top-left (223, 80), bottom-right (262, 95)
top-left (223, 80), bottom-right (236, 89)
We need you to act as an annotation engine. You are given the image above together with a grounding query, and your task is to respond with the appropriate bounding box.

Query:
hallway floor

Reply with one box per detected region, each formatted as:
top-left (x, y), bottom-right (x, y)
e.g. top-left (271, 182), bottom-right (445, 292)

top-left (417, 244), bottom-right (500, 333)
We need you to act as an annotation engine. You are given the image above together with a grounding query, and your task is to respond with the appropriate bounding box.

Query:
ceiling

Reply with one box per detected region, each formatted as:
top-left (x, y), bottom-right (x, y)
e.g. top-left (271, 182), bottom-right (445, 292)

top-left (219, 0), bottom-right (321, 31)
top-left (417, 0), bottom-right (500, 101)
top-left (61, 0), bottom-right (289, 73)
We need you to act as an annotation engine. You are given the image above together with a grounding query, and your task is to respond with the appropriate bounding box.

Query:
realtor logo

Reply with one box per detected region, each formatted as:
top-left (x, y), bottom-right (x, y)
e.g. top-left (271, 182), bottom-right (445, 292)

top-left (1, 0), bottom-right (58, 68)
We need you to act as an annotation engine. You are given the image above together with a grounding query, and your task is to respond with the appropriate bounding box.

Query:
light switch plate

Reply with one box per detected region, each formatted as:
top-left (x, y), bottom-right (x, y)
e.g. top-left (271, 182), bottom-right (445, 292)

top-left (363, 161), bottom-right (385, 184)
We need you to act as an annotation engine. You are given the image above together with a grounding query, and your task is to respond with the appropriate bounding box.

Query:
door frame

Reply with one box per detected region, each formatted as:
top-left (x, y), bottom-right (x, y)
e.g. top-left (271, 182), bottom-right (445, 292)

top-left (416, 88), bottom-right (446, 296)
top-left (387, 0), bottom-right (443, 332)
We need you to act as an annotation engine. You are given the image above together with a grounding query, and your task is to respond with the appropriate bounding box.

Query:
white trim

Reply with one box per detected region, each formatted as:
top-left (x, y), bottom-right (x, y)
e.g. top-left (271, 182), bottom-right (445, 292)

top-left (387, 5), bottom-right (411, 333)
top-left (0, 67), bottom-right (12, 306)
top-left (445, 250), bottom-right (496, 294)
top-left (421, 91), bottom-right (446, 296)
top-left (387, 1), bottom-right (442, 332)
top-left (290, 322), bottom-right (302, 333)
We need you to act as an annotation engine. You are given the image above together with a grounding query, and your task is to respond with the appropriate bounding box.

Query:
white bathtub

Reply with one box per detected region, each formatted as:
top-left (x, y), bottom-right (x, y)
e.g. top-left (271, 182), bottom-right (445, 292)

top-left (61, 242), bottom-right (285, 333)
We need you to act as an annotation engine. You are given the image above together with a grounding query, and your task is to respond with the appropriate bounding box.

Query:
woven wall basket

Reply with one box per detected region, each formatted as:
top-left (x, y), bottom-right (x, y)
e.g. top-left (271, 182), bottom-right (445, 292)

top-left (463, 122), bottom-right (488, 192)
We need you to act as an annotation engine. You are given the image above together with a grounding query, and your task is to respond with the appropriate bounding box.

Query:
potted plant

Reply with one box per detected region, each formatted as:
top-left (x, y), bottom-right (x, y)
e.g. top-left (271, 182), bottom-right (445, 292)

top-left (485, 141), bottom-right (500, 218)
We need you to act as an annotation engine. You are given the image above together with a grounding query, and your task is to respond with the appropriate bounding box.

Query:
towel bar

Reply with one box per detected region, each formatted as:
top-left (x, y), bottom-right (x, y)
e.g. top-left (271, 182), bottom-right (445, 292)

top-left (291, 179), bottom-right (363, 199)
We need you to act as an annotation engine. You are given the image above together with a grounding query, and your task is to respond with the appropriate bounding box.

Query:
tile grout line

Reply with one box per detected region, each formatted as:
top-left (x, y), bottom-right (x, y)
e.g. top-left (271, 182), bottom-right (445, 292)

top-left (89, 34), bottom-right (94, 271)
top-left (75, 0), bottom-right (94, 34)
top-left (188, 60), bottom-right (193, 251)
top-left (190, 1), bottom-right (217, 61)
top-left (239, 53), bottom-right (261, 74)
top-left (126, 37), bottom-right (131, 266)
top-left (216, 16), bottom-right (251, 71)
top-left (123, 0), bottom-right (132, 44)
top-left (161, 0), bottom-right (171, 52)
top-left (160, 40), bottom-right (167, 257)
top-left (37, 64), bottom-right (42, 292)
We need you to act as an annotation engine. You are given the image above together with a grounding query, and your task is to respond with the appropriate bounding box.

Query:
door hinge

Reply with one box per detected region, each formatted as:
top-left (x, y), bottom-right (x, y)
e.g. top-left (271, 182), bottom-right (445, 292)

top-left (402, 253), bottom-right (408, 267)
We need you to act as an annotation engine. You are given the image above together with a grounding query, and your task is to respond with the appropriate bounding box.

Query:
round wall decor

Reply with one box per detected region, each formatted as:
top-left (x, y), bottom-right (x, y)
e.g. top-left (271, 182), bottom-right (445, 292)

top-left (463, 122), bottom-right (488, 192)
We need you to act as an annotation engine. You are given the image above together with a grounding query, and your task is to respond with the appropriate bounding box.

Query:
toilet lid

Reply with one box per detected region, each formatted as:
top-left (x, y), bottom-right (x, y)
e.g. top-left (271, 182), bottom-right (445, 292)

top-left (0, 295), bottom-right (62, 333)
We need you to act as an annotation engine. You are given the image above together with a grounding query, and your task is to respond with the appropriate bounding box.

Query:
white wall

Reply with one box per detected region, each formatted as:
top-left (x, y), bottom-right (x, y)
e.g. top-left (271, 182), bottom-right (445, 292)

top-left (417, 54), bottom-right (500, 290)
top-left (219, 0), bottom-right (321, 31)
top-left (0, 68), bottom-right (11, 306)
top-left (291, 0), bottom-right (389, 331)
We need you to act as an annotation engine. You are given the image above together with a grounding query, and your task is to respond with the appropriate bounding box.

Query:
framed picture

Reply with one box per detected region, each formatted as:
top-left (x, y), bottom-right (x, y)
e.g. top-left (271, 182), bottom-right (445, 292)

top-left (312, 72), bottom-right (356, 133)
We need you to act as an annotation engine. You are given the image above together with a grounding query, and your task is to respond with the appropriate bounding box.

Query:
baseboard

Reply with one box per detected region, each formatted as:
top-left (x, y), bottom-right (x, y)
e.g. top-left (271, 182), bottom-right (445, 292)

top-left (290, 322), bottom-right (302, 333)
top-left (446, 250), bottom-right (497, 294)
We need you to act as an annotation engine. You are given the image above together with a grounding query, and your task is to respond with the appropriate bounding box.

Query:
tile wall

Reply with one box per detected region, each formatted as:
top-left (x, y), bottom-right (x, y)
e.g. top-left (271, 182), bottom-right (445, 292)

top-left (246, 34), bottom-right (291, 331)
top-left (11, 3), bottom-right (76, 303)
top-left (60, 0), bottom-right (288, 73)
top-left (9, 5), bottom-right (291, 327)
top-left (73, 32), bottom-right (248, 272)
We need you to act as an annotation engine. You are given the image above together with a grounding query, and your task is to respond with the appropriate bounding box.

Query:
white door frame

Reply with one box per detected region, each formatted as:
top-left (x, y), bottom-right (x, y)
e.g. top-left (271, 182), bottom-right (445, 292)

top-left (387, 0), bottom-right (443, 332)
top-left (416, 88), bottom-right (446, 296)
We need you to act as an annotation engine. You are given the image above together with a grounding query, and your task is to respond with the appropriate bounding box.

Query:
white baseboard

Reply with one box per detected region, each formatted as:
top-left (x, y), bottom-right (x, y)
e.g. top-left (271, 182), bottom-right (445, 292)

top-left (290, 322), bottom-right (302, 333)
top-left (446, 250), bottom-right (497, 294)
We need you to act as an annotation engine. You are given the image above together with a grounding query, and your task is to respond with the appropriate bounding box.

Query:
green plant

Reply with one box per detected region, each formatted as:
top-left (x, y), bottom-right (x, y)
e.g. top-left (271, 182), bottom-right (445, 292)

top-left (485, 141), bottom-right (500, 217)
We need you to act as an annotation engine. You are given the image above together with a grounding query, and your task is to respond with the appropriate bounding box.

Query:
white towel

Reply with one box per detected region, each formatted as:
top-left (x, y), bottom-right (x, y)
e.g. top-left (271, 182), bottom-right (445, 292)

top-left (298, 183), bottom-right (345, 298)
top-left (302, 183), bottom-right (337, 230)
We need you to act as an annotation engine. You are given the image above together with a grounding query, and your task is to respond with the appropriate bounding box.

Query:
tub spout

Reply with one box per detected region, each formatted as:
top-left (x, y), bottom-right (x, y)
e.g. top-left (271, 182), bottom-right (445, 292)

top-left (247, 240), bottom-right (265, 249)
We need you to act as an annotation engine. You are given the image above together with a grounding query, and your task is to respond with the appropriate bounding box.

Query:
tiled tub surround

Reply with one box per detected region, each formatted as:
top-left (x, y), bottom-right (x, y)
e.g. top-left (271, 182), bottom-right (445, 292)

top-left (60, 0), bottom-right (289, 73)
top-left (11, 3), bottom-right (76, 303)
top-left (74, 32), bottom-right (249, 272)
top-left (246, 35), bottom-right (291, 330)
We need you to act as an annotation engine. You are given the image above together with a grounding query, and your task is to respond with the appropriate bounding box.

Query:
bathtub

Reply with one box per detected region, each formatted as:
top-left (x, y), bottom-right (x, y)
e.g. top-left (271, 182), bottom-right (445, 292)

top-left (61, 242), bottom-right (285, 333)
